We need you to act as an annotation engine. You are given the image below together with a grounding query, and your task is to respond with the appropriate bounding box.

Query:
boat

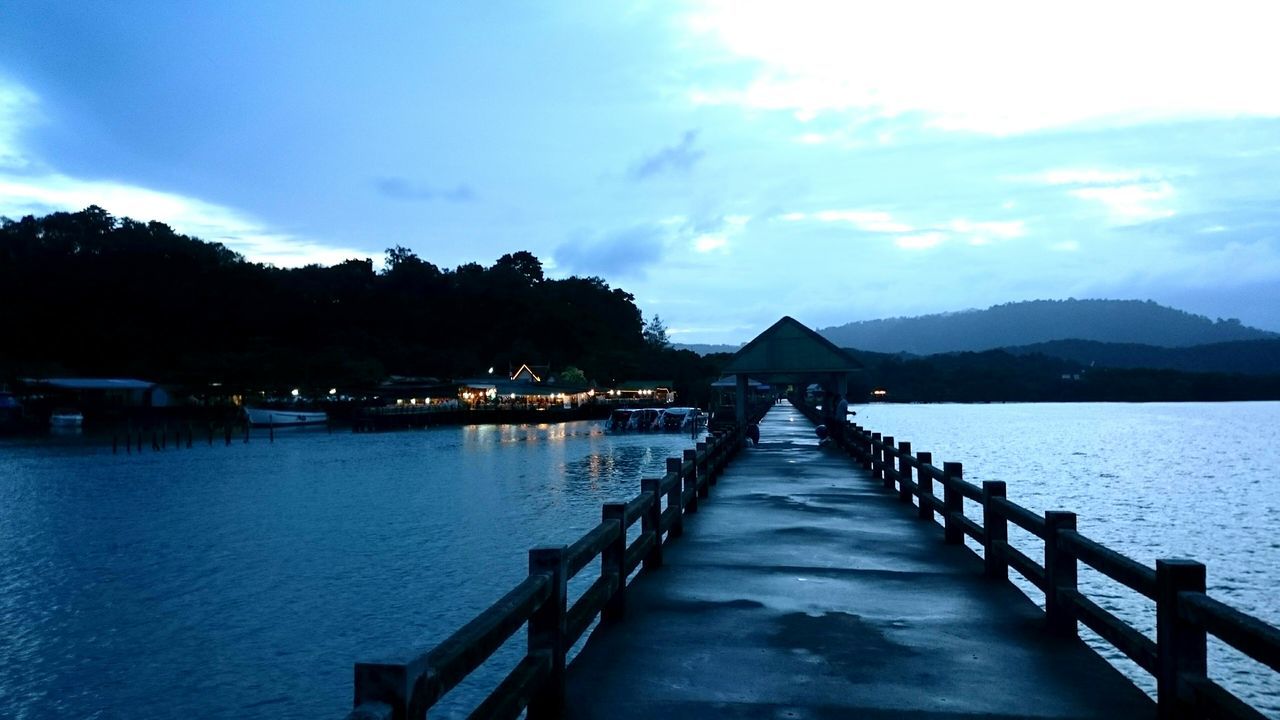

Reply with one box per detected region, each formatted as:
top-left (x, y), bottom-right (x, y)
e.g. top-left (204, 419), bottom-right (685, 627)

top-left (606, 408), bottom-right (635, 432)
top-left (244, 406), bottom-right (328, 427)
top-left (0, 391), bottom-right (24, 432)
top-left (625, 408), bottom-right (662, 431)
top-left (49, 409), bottom-right (84, 428)
top-left (607, 406), bottom-right (706, 433)
top-left (655, 407), bottom-right (706, 433)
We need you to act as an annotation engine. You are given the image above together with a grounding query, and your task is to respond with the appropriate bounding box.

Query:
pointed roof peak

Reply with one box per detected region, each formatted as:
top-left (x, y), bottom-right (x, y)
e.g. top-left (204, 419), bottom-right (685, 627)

top-left (722, 316), bottom-right (861, 377)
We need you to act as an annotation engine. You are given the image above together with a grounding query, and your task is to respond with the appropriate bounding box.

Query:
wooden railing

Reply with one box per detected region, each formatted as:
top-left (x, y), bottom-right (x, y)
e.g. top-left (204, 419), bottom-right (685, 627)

top-left (798, 403), bottom-right (1280, 720)
top-left (343, 403), bottom-right (771, 720)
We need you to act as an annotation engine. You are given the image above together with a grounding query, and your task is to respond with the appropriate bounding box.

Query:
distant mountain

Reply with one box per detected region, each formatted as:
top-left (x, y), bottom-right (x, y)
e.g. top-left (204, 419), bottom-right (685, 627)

top-left (1004, 338), bottom-right (1280, 376)
top-left (674, 343), bottom-right (743, 356)
top-left (818, 299), bottom-right (1277, 355)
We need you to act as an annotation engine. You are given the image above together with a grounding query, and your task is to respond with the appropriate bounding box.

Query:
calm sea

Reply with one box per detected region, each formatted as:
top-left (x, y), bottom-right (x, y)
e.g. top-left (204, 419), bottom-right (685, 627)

top-left (854, 401), bottom-right (1280, 717)
top-left (1, 403), bottom-right (1277, 718)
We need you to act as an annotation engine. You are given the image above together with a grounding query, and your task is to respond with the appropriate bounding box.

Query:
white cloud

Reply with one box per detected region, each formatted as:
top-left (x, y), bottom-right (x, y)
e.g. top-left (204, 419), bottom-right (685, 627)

top-left (0, 76), bottom-right (370, 267)
top-left (0, 78), bottom-right (39, 170)
top-left (691, 214), bottom-right (749, 253)
top-left (814, 209), bottom-right (913, 233)
top-left (0, 172), bottom-right (370, 267)
top-left (895, 232), bottom-right (946, 250)
top-left (1026, 168), bottom-right (1163, 186)
top-left (947, 218), bottom-right (1025, 242)
top-left (684, 0), bottom-right (1280, 134)
top-left (1069, 183), bottom-right (1176, 223)
top-left (693, 234), bottom-right (728, 252)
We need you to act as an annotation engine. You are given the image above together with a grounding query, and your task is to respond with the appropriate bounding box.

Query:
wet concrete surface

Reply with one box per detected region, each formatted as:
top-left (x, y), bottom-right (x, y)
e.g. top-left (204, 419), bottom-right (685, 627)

top-left (564, 404), bottom-right (1155, 718)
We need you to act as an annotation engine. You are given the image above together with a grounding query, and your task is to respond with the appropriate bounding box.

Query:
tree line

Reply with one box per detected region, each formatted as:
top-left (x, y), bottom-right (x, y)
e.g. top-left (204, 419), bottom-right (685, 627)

top-left (846, 348), bottom-right (1280, 403)
top-left (0, 207), bottom-right (722, 403)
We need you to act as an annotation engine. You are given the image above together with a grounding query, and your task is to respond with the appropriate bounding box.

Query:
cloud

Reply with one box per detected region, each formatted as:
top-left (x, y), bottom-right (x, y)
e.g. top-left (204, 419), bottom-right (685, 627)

top-left (895, 232), bottom-right (946, 250)
top-left (629, 130), bottom-right (704, 180)
top-left (1069, 183), bottom-right (1176, 224)
top-left (683, 1), bottom-right (1280, 135)
top-left (0, 172), bottom-right (372, 267)
top-left (0, 75), bottom-right (371, 267)
top-left (812, 209), bottom-right (913, 233)
top-left (1016, 166), bottom-right (1178, 224)
top-left (0, 78), bottom-right (39, 170)
top-left (553, 224), bottom-right (669, 278)
top-left (374, 176), bottom-right (476, 202)
top-left (1022, 168), bottom-right (1165, 186)
top-left (780, 208), bottom-right (1023, 247)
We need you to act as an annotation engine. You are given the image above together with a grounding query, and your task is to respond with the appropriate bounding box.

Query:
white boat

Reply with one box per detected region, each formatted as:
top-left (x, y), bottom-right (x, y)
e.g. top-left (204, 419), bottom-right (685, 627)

top-left (655, 407), bottom-right (706, 433)
top-left (245, 406), bottom-right (328, 427)
top-left (49, 410), bottom-right (84, 428)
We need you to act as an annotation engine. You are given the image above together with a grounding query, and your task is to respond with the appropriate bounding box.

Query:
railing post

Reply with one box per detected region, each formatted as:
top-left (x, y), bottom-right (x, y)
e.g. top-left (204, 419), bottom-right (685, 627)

top-left (666, 457), bottom-right (684, 538)
top-left (353, 662), bottom-right (414, 720)
top-left (527, 546), bottom-right (567, 719)
top-left (601, 503), bottom-right (627, 623)
top-left (942, 462), bottom-right (964, 544)
top-left (870, 432), bottom-right (883, 481)
top-left (1156, 559), bottom-right (1207, 719)
top-left (707, 433), bottom-right (721, 485)
top-left (640, 478), bottom-right (663, 569)
top-left (683, 449), bottom-right (699, 513)
top-left (982, 481), bottom-right (1008, 581)
top-left (695, 442), bottom-right (710, 498)
top-left (1044, 511), bottom-right (1078, 637)
top-left (897, 441), bottom-right (912, 502)
top-left (881, 436), bottom-right (896, 490)
top-left (917, 451), bottom-right (934, 521)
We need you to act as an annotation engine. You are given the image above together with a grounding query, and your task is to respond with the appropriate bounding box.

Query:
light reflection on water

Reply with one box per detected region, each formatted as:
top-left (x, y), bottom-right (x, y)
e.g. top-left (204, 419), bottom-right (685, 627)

top-left (855, 401), bottom-right (1280, 717)
top-left (0, 421), bottom-right (702, 720)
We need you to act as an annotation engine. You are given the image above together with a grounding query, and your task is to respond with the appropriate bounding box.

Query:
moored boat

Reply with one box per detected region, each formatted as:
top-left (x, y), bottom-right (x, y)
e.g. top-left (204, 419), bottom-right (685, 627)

top-left (49, 409), bottom-right (84, 428)
top-left (245, 406), bottom-right (328, 427)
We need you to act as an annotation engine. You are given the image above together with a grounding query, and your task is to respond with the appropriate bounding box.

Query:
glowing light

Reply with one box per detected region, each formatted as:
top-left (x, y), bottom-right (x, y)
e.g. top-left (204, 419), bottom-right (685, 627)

top-left (328, 388), bottom-right (337, 395)
top-left (290, 388), bottom-right (300, 397)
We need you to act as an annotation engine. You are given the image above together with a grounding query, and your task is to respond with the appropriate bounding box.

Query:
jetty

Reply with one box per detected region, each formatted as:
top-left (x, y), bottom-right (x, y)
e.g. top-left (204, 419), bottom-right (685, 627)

top-left (342, 317), bottom-right (1280, 720)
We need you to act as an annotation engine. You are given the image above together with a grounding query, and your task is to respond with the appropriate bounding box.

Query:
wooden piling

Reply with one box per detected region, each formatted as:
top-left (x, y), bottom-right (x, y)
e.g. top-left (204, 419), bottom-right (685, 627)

top-left (666, 457), bottom-right (683, 538)
top-left (943, 462), bottom-right (964, 544)
top-left (683, 449), bottom-right (698, 514)
top-left (641, 477), bottom-right (663, 570)
top-left (527, 546), bottom-right (567, 719)
top-left (601, 503), bottom-right (627, 623)
top-left (1045, 510), bottom-right (1078, 637)
top-left (982, 481), bottom-right (1008, 581)
top-left (1156, 559), bottom-right (1206, 719)
top-left (897, 441), bottom-right (912, 502)
top-left (882, 436), bottom-right (895, 490)
top-left (917, 451), bottom-right (933, 521)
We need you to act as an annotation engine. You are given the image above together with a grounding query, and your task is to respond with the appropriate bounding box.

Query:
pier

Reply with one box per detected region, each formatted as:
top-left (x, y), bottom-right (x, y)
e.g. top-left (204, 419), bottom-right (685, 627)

top-left (342, 318), bottom-right (1280, 720)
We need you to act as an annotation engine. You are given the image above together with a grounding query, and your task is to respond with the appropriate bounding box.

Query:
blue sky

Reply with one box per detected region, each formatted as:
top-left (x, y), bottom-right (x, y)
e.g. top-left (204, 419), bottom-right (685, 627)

top-left (2, 1), bottom-right (1279, 343)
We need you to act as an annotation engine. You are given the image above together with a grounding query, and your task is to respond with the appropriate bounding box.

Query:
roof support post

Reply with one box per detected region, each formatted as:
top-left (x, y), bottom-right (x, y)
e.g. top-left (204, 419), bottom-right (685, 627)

top-left (735, 374), bottom-right (748, 427)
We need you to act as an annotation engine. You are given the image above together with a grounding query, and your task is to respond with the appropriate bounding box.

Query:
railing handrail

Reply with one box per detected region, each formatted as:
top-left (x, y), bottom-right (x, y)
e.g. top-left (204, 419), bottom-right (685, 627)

top-left (796, 399), bottom-right (1280, 720)
top-left (344, 400), bottom-right (772, 719)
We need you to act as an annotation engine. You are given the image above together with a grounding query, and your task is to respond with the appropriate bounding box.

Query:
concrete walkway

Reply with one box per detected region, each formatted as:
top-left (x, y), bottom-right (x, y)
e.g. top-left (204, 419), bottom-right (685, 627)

top-left (564, 403), bottom-right (1155, 719)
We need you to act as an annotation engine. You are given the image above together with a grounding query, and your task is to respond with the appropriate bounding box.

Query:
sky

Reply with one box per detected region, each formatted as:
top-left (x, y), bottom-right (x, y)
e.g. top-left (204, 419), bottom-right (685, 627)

top-left (2, 1), bottom-right (1279, 343)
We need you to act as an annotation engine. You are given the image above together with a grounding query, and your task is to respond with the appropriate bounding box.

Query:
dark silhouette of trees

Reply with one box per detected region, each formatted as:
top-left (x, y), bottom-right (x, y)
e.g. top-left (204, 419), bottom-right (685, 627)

top-left (0, 207), bottom-right (719, 399)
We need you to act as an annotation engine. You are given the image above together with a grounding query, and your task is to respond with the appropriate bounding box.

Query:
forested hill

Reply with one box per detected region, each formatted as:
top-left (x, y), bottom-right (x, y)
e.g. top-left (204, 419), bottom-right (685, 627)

top-left (0, 207), bottom-right (717, 395)
top-left (1002, 338), bottom-right (1280, 376)
top-left (818, 299), bottom-right (1276, 355)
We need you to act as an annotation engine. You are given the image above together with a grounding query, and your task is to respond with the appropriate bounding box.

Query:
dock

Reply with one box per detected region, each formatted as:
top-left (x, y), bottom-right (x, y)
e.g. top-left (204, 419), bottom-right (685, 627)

top-left (344, 315), bottom-right (1279, 720)
top-left (563, 403), bottom-right (1152, 718)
